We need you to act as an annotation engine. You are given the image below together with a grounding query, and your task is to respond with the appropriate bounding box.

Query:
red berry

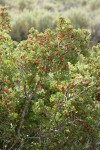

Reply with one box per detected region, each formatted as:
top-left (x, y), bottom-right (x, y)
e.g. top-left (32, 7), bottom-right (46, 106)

top-left (4, 79), bottom-right (8, 83)
top-left (28, 59), bottom-right (31, 64)
top-left (48, 56), bottom-right (52, 59)
top-left (4, 88), bottom-right (9, 93)
top-left (35, 61), bottom-right (40, 65)
top-left (70, 46), bottom-right (75, 50)
top-left (68, 27), bottom-right (73, 31)
top-left (3, 100), bottom-right (7, 105)
top-left (61, 86), bottom-right (65, 93)
top-left (71, 34), bottom-right (75, 38)
top-left (8, 107), bottom-right (13, 111)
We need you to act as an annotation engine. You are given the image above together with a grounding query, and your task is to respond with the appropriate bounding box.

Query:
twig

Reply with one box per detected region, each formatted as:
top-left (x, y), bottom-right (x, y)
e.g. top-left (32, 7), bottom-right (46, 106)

top-left (27, 136), bottom-right (41, 140)
top-left (64, 81), bottom-right (82, 100)
top-left (70, 84), bottom-right (95, 101)
top-left (23, 82), bottom-right (27, 97)
top-left (17, 139), bottom-right (25, 150)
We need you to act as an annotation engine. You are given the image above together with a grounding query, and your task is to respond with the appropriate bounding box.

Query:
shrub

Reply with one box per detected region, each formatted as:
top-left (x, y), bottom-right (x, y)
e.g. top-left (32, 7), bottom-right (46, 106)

top-left (66, 8), bottom-right (89, 29)
top-left (36, 10), bottom-right (57, 32)
top-left (90, 11), bottom-right (100, 43)
top-left (0, 0), bottom-right (6, 6)
top-left (11, 9), bottom-right (58, 41)
top-left (18, 0), bottom-right (34, 11)
top-left (88, 0), bottom-right (100, 11)
top-left (0, 7), bottom-right (100, 150)
top-left (0, 7), bottom-right (11, 32)
top-left (10, 10), bottom-right (37, 41)
top-left (43, 2), bottom-right (57, 12)
top-left (57, 0), bottom-right (82, 12)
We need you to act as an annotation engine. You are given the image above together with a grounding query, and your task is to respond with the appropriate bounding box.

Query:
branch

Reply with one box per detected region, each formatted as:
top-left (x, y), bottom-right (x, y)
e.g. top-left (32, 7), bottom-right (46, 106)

top-left (23, 82), bottom-right (27, 97)
top-left (8, 81), bottom-right (40, 150)
top-left (17, 81), bottom-right (39, 137)
top-left (17, 139), bottom-right (25, 150)
top-left (64, 81), bottom-right (82, 100)
top-left (27, 136), bottom-right (41, 140)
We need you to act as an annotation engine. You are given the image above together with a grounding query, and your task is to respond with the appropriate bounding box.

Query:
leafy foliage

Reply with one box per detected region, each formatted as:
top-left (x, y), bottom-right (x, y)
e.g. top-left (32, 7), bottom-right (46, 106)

top-left (0, 7), bottom-right (100, 150)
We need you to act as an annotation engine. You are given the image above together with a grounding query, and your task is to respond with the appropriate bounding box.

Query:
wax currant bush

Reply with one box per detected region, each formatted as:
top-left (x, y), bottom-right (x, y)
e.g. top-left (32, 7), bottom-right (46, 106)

top-left (0, 30), bottom-right (18, 132)
top-left (0, 7), bottom-right (19, 146)
top-left (0, 7), bottom-right (100, 150)
top-left (12, 17), bottom-right (91, 148)
top-left (0, 7), bottom-right (11, 32)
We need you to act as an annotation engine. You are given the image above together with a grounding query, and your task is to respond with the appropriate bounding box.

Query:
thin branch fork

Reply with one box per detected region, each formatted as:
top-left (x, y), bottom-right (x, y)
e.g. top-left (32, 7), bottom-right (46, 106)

top-left (64, 82), bottom-right (96, 101)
